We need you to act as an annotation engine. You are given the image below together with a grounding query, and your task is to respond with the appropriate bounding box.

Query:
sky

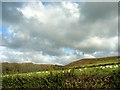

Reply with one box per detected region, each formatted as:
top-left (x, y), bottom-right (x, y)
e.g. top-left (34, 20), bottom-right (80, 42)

top-left (1, 0), bottom-right (119, 65)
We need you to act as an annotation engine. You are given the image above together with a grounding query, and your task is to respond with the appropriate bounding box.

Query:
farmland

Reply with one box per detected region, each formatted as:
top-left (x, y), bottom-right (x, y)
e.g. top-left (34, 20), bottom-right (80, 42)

top-left (1, 56), bottom-right (120, 89)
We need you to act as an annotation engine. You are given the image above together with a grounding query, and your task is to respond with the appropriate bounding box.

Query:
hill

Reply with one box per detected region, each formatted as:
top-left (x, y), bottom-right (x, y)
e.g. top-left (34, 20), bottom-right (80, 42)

top-left (64, 56), bottom-right (120, 68)
top-left (2, 56), bottom-right (120, 89)
top-left (2, 62), bottom-right (63, 74)
top-left (2, 56), bottom-right (120, 74)
top-left (2, 67), bottom-right (120, 89)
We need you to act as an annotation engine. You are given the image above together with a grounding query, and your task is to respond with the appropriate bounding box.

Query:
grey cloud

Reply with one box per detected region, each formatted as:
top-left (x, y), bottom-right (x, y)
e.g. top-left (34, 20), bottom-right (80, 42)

top-left (2, 2), bottom-right (24, 24)
top-left (2, 2), bottom-right (118, 63)
top-left (118, 2), bottom-right (120, 56)
top-left (93, 50), bottom-right (118, 58)
top-left (0, 46), bottom-right (80, 65)
top-left (80, 2), bottom-right (118, 23)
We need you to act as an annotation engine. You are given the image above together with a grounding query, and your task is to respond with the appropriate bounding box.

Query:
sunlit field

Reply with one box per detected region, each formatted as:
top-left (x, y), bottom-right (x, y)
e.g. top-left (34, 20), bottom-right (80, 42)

top-left (2, 59), bottom-right (120, 89)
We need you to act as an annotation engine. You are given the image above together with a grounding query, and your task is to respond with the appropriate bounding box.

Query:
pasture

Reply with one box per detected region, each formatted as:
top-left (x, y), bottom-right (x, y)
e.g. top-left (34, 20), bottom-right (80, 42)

top-left (2, 56), bottom-right (120, 89)
top-left (2, 63), bottom-right (120, 89)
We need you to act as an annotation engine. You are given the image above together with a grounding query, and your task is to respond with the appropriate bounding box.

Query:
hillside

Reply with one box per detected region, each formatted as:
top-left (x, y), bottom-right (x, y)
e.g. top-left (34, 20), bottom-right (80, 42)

top-left (2, 56), bottom-right (120, 89)
top-left (2, 62), bottom-right (63, 74)
top-left (2, 56), bottom-right (120, 74)
top-left (64, 56), bottom-right (120, 68)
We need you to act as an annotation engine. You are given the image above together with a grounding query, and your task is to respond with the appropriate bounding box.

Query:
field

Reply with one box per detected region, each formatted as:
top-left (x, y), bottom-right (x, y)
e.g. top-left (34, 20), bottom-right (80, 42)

top-left (1, 56), bottom-right (120, 89)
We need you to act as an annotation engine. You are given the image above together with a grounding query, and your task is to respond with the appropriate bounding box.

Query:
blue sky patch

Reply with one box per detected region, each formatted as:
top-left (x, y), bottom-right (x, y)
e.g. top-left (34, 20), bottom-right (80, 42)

top-left (63, 48), bottom-right (75, 54)
top-left (2, 25), bottom-right (13, 39)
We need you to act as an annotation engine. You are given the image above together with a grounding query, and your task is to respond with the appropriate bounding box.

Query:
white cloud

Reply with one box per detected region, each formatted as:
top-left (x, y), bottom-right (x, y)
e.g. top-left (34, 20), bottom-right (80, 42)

top-left (75, 36), bottom-right (118, 51)
top-left (83, 54), bottom-right (95, 58)
top-left (2, 2), bottom-right (118, 64)
top-left (0, 45), bottom-right (118, 65)
top-left (93, 50), bottom-right (118, 57)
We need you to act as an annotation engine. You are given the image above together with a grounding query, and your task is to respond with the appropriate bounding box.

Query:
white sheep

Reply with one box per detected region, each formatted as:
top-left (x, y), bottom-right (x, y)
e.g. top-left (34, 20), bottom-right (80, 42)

top-left (68, 69), bottom-right (71, 73)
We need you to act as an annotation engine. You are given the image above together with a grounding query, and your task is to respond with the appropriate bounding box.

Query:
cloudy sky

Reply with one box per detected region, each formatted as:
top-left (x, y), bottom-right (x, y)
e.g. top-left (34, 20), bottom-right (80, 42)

top-left (1, 0), bottom-right (119, 65)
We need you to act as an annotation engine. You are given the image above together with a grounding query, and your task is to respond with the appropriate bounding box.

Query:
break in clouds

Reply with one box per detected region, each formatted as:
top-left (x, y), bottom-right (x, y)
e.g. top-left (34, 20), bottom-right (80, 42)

top-left (1, 1), bottom-right (118, 65)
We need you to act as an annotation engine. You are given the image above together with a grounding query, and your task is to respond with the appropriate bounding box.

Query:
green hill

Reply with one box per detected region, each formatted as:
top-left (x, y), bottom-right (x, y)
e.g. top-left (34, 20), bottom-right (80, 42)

top-left (64, 56), bottom-right (120, 68)
top-left (2, 56), bottom-right (120, 74)
top-left (2, 62), bottom-right (63, 74)
top-left (2, 56), bottom-right (120, 89)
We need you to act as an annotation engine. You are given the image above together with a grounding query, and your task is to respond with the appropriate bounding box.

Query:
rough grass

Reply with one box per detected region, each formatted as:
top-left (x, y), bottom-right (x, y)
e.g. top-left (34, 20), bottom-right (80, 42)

top-left (64, 56), bottom-right (120, 68)
top-left (2, 56), bottom-right (120, 89)
top-left (2, 64), bottom-right (120, 89)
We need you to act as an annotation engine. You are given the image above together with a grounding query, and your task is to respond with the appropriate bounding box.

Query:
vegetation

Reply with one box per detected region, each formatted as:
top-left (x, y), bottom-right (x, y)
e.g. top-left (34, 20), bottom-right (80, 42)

top-left (64, 56), bottom-right (120, 68)
top-left (2, 56), bottom-right (119, 74)
top-left (2, 62), bottom-right (63, 75)
top-left (1, 56), bottom-right (120, 89)
top-left (2, 64), bottom-right (120, 89)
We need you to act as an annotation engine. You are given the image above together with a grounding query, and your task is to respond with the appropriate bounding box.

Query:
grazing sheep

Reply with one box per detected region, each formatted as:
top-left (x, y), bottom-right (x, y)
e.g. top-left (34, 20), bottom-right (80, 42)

top-left (46, 71), bottom-right (48, 73)
top-left (102, 67), bottom-right (105, 69)
top-left (114, 65), bottom-right (118, 68)
top-left (100, 66), bottom-right (103, 68)
top-left (79, 69), bottom-right (82, 71)
top-left (68, 69), bottom-right (71, 73)
top-left (106, 66), bottom-right (109, 68)
top-left (109, 66), bottom-right (112, 68)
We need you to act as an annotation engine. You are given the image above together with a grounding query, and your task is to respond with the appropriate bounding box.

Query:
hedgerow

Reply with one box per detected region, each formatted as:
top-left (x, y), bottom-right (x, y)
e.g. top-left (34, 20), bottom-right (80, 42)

top-left (2, 70), bottom-right (120, 89)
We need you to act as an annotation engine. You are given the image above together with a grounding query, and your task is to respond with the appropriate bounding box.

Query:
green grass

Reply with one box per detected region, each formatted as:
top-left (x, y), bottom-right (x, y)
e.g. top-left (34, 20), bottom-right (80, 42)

top-left (65, 56), bottom-right (120, 68)
top-left (73, 64), bottom-right (119, 75)
top-left (2, 64), bottom-right (119, 79)
top-left (2, 56), bottom-right (120, 89)
top-left (84, 59), bottom-right (119, 66)
top-left (2, 64), bottom-right (120, 88)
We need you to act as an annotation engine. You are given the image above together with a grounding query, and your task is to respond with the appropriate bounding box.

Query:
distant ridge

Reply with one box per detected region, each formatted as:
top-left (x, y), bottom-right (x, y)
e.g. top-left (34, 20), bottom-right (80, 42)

top-left (2, 56), bottom-right (120, 74)
top-left (64, 56), bottom-right (120, 68)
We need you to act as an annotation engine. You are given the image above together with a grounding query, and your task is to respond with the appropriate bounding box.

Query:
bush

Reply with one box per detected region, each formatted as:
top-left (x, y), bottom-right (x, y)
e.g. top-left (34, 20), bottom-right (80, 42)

top-left (2, 70), bottom-right (120, 89)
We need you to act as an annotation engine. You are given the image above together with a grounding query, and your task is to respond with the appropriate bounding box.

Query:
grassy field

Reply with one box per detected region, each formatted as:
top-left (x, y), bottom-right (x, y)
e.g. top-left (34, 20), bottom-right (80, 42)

top-left (1, 56), bottom-right (120, 89)
top-left (64, 56), bottom-right (120, 68)
top-left (2, 63), bottom-right (119, 77)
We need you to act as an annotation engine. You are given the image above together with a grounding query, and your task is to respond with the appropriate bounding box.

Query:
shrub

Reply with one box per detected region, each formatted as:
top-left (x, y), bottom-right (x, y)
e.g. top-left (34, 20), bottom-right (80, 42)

top-left (2, 70), bottom-right (120, 89)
